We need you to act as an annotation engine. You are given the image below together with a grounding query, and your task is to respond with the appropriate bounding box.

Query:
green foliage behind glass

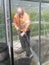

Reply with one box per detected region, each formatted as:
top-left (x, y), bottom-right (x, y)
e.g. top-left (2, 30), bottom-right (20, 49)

top-left (25, 9), bottom-right (38, 21)
top-left (0, 11), bottom-right (4, 24)
top-left (0, 9), bottom-right (49, 40)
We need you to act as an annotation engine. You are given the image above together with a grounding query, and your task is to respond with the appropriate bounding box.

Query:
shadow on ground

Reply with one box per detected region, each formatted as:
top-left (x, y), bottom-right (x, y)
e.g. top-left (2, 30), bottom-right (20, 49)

top-left (14, 58), bottom-right (37, 65)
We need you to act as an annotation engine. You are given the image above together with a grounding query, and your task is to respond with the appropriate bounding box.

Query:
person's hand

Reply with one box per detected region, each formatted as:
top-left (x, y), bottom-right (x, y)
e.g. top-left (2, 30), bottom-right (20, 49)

top-left (20, 32), bottom-right (25, 37)
top-left (16, 27), bottom-right (19, 31)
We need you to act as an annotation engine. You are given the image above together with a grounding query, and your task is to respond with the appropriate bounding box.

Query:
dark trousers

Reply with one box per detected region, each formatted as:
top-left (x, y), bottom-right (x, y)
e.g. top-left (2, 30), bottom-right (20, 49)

top-left (19, 30), bottom-right (31, 56)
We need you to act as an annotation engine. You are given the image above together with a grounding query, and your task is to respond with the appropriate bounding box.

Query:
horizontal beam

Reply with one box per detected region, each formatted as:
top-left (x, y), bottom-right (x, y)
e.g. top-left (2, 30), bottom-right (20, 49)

top-left (21, 0), bottom-right (49, 3)
top-left (0, 21), bottom-right (49, 27)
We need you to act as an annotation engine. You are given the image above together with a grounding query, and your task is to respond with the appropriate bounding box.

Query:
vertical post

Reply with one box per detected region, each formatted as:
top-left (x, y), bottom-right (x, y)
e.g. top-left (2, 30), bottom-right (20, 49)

top-left (8, 0), bottom-right (14, 65)
top-left (3, 0), bottom-right (9, 44)
top-left (39, 1), bottom-right (42, 65)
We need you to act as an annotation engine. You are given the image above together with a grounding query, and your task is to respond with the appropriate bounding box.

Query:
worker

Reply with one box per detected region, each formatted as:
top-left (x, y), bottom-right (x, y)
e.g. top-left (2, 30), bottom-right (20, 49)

top-left (13, 7), bottom-right (33, 58)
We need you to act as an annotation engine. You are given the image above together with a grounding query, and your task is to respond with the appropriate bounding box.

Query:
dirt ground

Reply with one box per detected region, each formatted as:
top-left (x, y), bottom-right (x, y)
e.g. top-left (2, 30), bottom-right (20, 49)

top-left (0, 36), bottom-right (49, 65)
top-left (13, 36), bottom-right (49, 65)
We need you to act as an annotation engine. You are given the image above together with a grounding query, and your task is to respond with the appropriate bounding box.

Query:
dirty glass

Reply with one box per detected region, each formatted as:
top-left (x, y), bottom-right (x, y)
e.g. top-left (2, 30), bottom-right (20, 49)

top-left (11, 0), bottom-right (39, 65)
top-left (0, 0), bottom-right (6, 43)
top-left (1, 0), bottom-right (49, 65)
top-left (0, 0), bottom-right (10, 65)
top-left (41, 3), bottom-right (49, 65)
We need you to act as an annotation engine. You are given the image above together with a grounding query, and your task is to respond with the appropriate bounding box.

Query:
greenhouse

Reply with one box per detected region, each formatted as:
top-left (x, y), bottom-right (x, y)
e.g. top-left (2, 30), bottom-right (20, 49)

top-left (0, 0), bottom-right (49, 65)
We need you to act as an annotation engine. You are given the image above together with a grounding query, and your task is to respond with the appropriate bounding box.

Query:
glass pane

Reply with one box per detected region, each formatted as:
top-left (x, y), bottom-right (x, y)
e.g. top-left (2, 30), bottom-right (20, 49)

top-left (41, 3), bottom-right (49, 65)
top-left (0, 0), bottom-right (6, 43)
top-left (11, 0), bottom-right (39, 65)
top-left (0, 0), bottom-right (10, 65)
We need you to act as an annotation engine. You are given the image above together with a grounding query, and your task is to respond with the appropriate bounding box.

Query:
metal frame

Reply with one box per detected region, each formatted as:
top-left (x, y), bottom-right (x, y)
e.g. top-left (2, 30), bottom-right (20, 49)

top-left (3, 0), bottom-right (14, 65)
top-left (8, 0), bottom-right (14, 65)
top-left (3, 0), bottom-right (49, 65)
top-left (22, 0), bottom-right (49, 3)
top-left (39, 1), bottom-right (41, 65)
top-left (3, 0), bottom-right (7, 44)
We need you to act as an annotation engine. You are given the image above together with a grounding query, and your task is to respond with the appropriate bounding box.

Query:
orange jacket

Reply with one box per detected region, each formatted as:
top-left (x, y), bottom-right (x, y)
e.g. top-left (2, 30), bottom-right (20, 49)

top-left (13, 12), bottom-right (30, 32)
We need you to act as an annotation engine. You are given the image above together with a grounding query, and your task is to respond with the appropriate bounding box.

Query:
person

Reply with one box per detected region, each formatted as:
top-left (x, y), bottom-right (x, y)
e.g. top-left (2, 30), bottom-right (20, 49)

top-left (13, 7), bottom-right (33, 58)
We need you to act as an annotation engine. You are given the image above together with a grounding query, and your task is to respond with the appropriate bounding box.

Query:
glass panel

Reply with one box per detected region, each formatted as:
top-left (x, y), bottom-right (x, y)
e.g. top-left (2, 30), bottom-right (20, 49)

top-left (11, 0), bottom-right (39, 65)
top-left (41, 3), bottom-right (49, 65)
top-left (0, 0), bottom-right (6, 43)
top-left (0, 0), bottom-right (10, 65)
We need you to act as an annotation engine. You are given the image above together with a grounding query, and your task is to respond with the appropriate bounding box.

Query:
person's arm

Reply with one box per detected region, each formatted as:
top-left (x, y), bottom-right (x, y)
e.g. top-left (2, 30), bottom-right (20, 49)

top-left (13, 15), bottom-right (19, 30)
top-left (12, 22), bottom-right (19, 30)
